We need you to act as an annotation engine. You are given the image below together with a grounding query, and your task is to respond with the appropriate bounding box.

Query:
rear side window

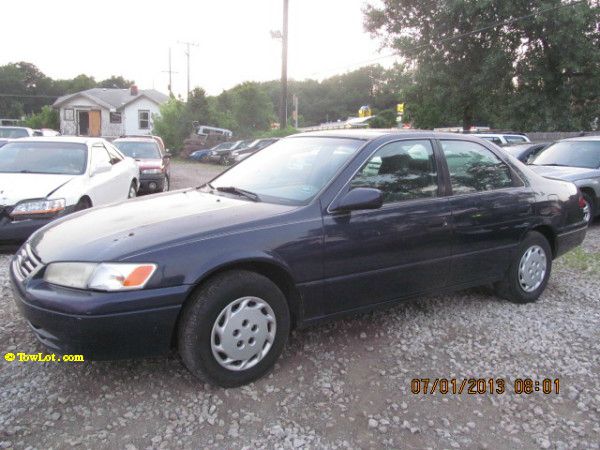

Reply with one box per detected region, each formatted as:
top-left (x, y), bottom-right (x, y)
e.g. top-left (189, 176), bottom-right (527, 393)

top-left (350, 139), bottom-right (439, 203)
top-left (440, 140), bottom-right (513, 194)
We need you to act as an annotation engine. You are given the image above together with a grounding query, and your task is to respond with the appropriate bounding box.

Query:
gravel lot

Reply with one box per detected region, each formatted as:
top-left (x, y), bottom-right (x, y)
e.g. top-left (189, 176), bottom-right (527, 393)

top-left (1, 161), bottom-right (599, 449)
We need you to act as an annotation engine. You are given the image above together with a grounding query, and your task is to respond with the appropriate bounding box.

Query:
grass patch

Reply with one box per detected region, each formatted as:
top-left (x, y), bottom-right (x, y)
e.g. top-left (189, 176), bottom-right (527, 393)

top-left (560, 247), bottom-right (600, 273)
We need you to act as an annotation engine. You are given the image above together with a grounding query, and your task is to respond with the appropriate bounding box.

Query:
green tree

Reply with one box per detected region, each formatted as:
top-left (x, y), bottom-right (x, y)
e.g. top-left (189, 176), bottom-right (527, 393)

top-left (23, 105), bottom-right (59, 129)
top-left (365, 0), bottom-right (517, 130)
top-left (506, 1), bottom-right (600, 131)
top-left (98, 76), bottom-right (135, 89)
top-left (152, 98), bottom-right (187, 152)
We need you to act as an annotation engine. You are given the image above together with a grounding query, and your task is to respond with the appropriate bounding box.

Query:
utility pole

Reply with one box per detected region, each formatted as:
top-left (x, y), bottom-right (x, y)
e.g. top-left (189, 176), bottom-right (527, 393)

top-left (292, 94), bottom-right (298, 128)
top-left (279, 0), bottom-right (289, 130)
top-left (162, 47), bottom-right (178, 97)
top-left (178, 41), bottom-right (199, 100)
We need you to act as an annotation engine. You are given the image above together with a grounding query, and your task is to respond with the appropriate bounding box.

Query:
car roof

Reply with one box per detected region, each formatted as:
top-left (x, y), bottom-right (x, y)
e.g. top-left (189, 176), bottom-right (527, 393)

top-left (290, 129), bottom-right (496, 142)
top-left (13, 136), bottom-right (105, 145)
top-left (563, 135), bottom-right (600, 142)
top-left (113, 137), bottom-right (158, 143)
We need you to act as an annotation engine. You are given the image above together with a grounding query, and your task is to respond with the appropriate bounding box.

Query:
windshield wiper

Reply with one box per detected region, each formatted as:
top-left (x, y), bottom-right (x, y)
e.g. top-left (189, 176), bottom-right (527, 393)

top-left (215, 186), bottom-right (260, 202)
top-left (537, 163), bottom-right (569, 167)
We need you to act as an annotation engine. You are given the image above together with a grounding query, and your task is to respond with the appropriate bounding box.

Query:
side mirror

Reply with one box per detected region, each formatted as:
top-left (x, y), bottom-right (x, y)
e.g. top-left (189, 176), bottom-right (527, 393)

top-left (91, 162), bottom-right (111, 176)
top-left (332, 187), bottom-right (383, 212)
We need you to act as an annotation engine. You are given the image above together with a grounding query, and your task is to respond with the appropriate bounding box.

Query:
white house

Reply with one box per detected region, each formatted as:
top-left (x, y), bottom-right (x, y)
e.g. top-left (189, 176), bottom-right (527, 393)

top-left (53, 86), bottom-right (169, 138)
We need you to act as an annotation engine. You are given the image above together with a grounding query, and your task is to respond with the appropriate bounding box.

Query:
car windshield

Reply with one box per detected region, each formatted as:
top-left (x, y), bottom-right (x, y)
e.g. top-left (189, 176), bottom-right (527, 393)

top-left (210, 137), bottom-right (364, 205)
top-left (114, 141), bottom-right (160, 159)
top-left (0, 142), bottom-right (87, 175)
top-left (0, 127), bottom-right (29, 138)
top-left (532, 141), bottom-right (600, 169)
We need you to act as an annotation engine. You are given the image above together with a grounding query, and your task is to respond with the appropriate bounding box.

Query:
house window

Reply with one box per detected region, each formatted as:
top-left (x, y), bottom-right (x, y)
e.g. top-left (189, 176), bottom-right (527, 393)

top-left (110, 112), bottom-right (122, 124)
top-left (138, 110), bottom-right (150, 129)
top-left (64, 108), bottom-right (74, 121)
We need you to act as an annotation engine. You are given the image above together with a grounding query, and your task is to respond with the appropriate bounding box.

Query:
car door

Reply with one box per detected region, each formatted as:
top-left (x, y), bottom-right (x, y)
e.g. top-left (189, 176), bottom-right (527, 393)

top-left (320, 139), bottom-right (453, 316)
top-left (105, 142), bottom-right (134, 200)
top-left (87, 144), bottom-right (116, 205)
top-left (437, 139), bottom-right (535, 286)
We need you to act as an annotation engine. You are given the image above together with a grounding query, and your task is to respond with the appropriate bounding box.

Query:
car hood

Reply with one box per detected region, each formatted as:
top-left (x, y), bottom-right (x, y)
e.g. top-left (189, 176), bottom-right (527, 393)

top-left (134, 158), bottom-right (162, 168)
top-left (0, 173), bottom-right (75, 206)
top-left (528, 165), bottom-right (600, 181)
top-left (30, 189), bottom-right (296, 263)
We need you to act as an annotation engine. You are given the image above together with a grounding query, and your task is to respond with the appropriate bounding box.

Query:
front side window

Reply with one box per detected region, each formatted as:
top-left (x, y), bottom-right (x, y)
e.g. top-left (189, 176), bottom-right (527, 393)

top-left (441, 140), bottom-right (513, 194)
top-left (91, 145), bottom-right (111, 168)
top-left (350, 139), bottom-right (439, 203)
top-left (138, 110), bottom-right (150, 129)
top-left (211, 137), bottom-right (364, 205)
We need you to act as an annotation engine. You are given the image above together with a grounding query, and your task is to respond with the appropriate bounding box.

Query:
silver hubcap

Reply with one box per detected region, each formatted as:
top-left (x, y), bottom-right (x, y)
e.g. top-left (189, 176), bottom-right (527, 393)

top-left (211, 297), bottom-right (276, 371)
top-left (583, 200), bottom-right (591, 223)
top-left (518, 245), bottom-right (547, 293)
top-left (128, 185), bottom-right (136, 198)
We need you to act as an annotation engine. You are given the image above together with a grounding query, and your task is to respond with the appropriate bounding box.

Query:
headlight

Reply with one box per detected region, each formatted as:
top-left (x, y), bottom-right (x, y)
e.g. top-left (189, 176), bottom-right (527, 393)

top-left (44, 262), bottom-right (157, 291)
top-left (11, 198), bottom-right (66, 217)
top-left (141, 168), bottom-right (162, 174)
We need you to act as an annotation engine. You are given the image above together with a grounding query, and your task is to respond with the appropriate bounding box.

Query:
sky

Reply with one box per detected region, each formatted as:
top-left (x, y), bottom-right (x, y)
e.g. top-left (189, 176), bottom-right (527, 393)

top-left (1, 0), bottom-right (395, 97)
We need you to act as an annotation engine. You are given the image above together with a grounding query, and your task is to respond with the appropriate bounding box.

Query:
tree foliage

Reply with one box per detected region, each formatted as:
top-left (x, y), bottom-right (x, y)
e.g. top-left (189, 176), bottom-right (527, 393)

top-left (364, 0), bottom-right (600, 131)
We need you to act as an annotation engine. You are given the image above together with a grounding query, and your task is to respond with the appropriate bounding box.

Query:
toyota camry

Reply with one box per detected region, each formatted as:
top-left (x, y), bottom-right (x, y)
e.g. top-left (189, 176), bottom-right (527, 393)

top-left (10, 131), bottom-right (587, 387)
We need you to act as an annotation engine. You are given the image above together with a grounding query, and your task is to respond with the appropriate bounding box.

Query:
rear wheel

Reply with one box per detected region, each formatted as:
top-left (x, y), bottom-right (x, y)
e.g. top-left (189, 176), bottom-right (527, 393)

top-left (128, 181), bottom-right (137, 199)
top-left (178, 270), bottom-right (290, 387)
top-left (494, 231), bottom-right (552, 304)
top-left (582, 192), bottom-right (595, 225)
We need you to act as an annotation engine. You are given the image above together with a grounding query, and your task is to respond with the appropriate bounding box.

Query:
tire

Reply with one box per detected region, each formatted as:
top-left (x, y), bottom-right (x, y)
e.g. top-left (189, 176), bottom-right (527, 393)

top-left (494, 231), bottom-right (552, 304)
top-left (127, 181), bottom-right (137, 199)
top-left (178, 270), bottom-right (290, 387)
top-left (74, 197), bottom-right (92, 211)
top-left (582, 192), bottom-right (595, 225)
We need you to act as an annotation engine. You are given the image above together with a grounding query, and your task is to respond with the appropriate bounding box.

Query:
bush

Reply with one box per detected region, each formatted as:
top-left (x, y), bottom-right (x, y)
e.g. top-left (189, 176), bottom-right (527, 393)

top-left (23, 105), bottom-right (59, 130)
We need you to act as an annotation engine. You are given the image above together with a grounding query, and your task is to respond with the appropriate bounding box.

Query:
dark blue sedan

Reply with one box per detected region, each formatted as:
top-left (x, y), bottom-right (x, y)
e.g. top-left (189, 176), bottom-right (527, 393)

top-left (10, 131), bottom-right (588, 387)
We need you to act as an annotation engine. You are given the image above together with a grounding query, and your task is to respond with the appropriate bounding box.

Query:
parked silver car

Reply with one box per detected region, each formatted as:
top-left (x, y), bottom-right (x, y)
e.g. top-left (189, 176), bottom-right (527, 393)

top-left (529, 136), bottom-right (600, 224)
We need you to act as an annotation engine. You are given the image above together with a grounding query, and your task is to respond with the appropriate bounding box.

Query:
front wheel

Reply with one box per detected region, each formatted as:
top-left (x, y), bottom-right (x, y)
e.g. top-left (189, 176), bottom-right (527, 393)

top-left (494, 231), bottom-right (552, 304)
top-left (582, 192), bottom-right (595, 225)
top-left (178, 270), bottom-right (290, 387)
top-left (127, 181), bottom-right (137, 199)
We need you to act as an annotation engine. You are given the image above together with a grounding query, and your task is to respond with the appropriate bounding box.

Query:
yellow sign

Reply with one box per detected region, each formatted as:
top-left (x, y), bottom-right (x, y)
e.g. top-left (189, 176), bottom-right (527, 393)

top-left (358, 105), bottom-right (372, 118)
top-left (397, 103), bottom-right (405, 114)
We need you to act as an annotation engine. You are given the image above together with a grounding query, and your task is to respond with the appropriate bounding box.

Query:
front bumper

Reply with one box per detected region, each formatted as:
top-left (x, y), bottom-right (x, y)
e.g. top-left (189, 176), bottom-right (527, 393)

top-left (139, 173), bottom-right (167, 193)
top-left (1, 205), bottom-right (78, 244)
top-left (1, 216), bottom-right (54, 244)
top-left (10, 262), bottom-right (189, 360)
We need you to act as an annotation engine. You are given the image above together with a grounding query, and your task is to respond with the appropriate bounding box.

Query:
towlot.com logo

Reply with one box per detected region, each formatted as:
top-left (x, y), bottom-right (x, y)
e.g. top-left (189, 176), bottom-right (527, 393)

top-left (4, 352), bottom-right (84, 363)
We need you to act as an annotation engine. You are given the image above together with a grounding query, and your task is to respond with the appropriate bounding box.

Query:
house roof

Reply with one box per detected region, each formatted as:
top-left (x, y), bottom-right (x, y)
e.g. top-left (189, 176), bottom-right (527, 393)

top-left (52, 88), bottom-right (169, 111)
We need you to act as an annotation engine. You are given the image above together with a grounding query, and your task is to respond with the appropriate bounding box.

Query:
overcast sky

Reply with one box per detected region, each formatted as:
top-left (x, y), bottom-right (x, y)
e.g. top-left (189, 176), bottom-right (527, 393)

top-left (2, 0), bottom-right (394, 97)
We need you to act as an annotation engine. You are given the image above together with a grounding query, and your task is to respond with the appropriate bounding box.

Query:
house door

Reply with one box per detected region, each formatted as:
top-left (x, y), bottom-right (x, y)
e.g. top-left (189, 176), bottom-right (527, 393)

top-left (78, 111), bottom-right (89, 136)
top-left (89, 110), bottom-right (101, 137)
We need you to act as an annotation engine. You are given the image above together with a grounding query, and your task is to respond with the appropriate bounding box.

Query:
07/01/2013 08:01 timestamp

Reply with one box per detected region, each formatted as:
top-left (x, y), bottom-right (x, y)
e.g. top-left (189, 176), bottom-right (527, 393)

top-left (411, 378), bottom-right (560, 395)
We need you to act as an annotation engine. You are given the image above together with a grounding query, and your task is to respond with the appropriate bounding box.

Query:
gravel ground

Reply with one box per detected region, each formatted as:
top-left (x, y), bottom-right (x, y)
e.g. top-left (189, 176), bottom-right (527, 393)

top-left (1, 161), bottom-right (599, 449)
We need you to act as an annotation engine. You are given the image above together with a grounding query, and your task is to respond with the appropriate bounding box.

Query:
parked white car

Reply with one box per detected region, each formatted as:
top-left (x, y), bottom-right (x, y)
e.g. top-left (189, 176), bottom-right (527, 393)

top-left (474, 133), bottom-right (531, 146)
top-left (0, 137), bottom-right (139, 243)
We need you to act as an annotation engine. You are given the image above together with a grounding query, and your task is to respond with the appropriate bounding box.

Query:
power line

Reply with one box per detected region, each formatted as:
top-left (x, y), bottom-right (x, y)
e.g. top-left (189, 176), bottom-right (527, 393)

top-left (0, 93), bottom-right (59, 99)
top-left (308, 0), bottom-right (588, 78)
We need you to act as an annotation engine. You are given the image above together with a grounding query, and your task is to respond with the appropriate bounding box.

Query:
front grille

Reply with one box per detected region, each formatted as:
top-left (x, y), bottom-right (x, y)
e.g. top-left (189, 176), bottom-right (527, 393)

top-left (13, 244), bottom-right (43, 282)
